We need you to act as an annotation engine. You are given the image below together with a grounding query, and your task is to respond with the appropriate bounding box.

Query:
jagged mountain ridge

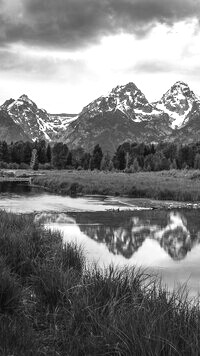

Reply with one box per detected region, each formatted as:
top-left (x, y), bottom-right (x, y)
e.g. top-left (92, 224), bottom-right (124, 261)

top-left (63, 82), bottom-right (172, 152)
top-left (1, 95), bottom-right (78, 142)
top-left (81, 82), bottom-right (164, 122)
top-left (1, 80), bottom-right (200, 149)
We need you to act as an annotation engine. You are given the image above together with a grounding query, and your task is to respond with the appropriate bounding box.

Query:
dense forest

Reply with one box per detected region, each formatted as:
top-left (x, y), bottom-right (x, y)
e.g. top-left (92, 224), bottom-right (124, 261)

top-left (1, 140), bottom-right (200, 171)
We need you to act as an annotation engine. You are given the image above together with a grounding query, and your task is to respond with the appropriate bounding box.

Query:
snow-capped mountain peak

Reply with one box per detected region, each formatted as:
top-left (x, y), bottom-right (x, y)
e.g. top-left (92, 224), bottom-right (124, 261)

top-left (109, 82), bottom-right (150, 112)
top-left (171, 80), bottom-right (190, 90)
top-left (3, 94), bottom-right (37, 112)
top-left (153, 81), bottom-right (200, 129)
top-left (1, 94), bottom-right (78, 142)
top-left (81, 82), bottom-right (164, 123)
top-left (19, 94), bottom-right (34, 103)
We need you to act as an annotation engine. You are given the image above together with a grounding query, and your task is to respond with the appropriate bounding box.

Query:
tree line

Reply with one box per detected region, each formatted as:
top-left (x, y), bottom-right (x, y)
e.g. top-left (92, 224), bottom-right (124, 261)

top-left (1, 140), bottom-right (200, 171)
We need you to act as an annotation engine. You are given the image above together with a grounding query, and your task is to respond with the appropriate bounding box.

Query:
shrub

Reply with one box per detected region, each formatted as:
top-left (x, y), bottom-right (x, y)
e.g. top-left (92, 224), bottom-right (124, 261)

top-left (19, 163), bottom-right (30, 170)
top-left (0, 161), bottom-right (8, 169)
top-left (69, 182), bottom-right (83, 196)
top-left (6, 172), bottom-right (15, 177)
top-left (38, 163), bottom-right (52, 170)
top-left (8, 162), bottom-right (19, 170)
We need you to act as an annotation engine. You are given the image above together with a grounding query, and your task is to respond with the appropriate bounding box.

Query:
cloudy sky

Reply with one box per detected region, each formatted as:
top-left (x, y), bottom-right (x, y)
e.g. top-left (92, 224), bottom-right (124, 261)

top-left (1, 0), bottom-right (200, 113)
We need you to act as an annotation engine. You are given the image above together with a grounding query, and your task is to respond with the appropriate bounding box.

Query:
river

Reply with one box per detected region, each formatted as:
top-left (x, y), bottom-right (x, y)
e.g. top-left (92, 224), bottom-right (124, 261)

top-left (1, 182), bottom-right (200, 298)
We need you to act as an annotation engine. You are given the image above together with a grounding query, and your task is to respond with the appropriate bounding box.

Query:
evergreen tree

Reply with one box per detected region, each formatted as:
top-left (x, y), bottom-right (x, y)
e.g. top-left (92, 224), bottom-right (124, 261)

top-left (71, 147), bottom-right (85, 169)
top-left (46, 144), bottom-right (52, 163)
top-left (23, 141), bottom-right (32, 165)
top-left (176, 144), bottom-right (194, 169)
top-left (0, 141), bottom-right (8, 162)
top-left (120, 141), bottom-right (131, 153)
top-left (144, 154), bottom-right (155, 171)
top-left (100, 152), bottom-right (112, 171)
top-left (82, 152), bottom-right (91, 170)
top-left (153, 152), bottom-right (170, 171)
top-left (52, 143), bottom-right (69, 169)
top-left (66, 151), bottom-right (72, 167)
top-left (91, 144), bottom-right (103, 170)
top-left (11, 142), bottom-right (24, 164)
top-left (194, 153), bottom-right (200, 169)
top-left (162, 143), bottom-right (177, 161)
top-left (36, 140), bottom-right (47, 164)
top-left (113, 146), bottom-right (126, 170)
top-left (8, 143), bottom-right (13, 163)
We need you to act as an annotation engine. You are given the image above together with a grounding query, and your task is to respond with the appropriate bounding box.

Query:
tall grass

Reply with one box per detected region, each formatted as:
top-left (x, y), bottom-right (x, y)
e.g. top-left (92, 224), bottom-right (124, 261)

top-left (32, 169), bottom-right (200, 202)
top-left (0, 211), bottom-right (199, 355)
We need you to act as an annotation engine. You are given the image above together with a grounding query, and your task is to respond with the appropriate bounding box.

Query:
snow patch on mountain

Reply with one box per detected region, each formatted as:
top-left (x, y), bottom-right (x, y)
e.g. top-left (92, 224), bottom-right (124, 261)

top-left (156, 102), bottom-right (193, 128)
top-left (49, 114), bottom-right (78, 129)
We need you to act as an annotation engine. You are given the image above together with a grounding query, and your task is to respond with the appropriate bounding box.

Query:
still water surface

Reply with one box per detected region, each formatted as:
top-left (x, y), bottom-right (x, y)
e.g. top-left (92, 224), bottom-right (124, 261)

top-left (1, 183), bottom-right (200, 298)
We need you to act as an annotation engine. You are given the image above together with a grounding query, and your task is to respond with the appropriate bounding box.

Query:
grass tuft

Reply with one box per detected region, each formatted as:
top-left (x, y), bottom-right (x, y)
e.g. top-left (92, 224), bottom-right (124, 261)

top-left (0, 259), bottom-right (22, 315)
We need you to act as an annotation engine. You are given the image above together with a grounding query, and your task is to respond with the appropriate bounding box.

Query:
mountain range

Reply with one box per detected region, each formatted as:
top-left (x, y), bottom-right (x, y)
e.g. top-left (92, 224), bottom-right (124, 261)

top-left (1, 80), bottom-right (200, 151)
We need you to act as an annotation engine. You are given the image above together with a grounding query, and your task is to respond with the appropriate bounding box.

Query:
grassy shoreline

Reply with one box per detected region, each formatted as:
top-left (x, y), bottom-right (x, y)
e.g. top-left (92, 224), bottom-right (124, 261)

top-left (0, 211), bottom-right (200, 355)
top-left (31, 169), bottom-right (200, 202)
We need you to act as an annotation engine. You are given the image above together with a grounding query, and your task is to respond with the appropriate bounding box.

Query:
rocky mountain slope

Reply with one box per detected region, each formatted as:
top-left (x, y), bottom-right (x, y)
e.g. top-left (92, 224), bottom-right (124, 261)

top-left (1, 95), bottom-right (78, 141)
top-left (0, 109), bottom-right (30, 143)
top-left (62, 82), bottom-right (172, 152)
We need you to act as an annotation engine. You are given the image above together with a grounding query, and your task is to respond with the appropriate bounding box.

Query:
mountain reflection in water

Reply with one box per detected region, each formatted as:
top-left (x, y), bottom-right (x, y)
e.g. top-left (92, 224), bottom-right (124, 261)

top-left (36, 209), bottom-right (200, 297)
top-left (76, 211), bottom-right (200, 261)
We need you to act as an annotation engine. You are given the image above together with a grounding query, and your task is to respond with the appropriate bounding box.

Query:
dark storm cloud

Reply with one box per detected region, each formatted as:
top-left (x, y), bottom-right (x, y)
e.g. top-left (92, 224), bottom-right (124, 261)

top-left (0, 0), bottom-right (200, 48)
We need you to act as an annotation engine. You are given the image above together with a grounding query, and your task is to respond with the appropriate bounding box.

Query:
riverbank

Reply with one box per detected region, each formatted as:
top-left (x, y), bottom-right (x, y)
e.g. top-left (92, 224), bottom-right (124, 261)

top-left (0, 211), bottom-right (199, 355)
top-left (31, 169), bottom-right (200, 202)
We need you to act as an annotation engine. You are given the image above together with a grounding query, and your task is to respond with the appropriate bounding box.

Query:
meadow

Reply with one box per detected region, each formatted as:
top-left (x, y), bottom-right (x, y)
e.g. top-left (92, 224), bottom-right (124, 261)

top-left (0, 210), bottom-right (200, 355)
top-left (31, 169), bottom-right (200, 201)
